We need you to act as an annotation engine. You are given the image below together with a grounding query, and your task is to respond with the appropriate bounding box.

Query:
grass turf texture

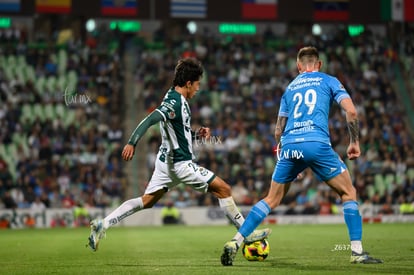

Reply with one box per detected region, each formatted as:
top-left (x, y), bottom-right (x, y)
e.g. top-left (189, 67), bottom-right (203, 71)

top-left (0, 223), bottom-right (413, 274)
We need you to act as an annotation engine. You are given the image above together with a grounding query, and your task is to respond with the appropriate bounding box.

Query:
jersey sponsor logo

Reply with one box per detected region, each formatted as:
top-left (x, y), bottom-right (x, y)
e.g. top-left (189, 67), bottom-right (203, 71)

top-left (293, 120), bottom-right (314, 128)
top-left (289, 126), bottom-right (315, 134)
top-left (289, 77), bottom-right (323, 91)
top-left (161, 101), bottom-right (175, 110)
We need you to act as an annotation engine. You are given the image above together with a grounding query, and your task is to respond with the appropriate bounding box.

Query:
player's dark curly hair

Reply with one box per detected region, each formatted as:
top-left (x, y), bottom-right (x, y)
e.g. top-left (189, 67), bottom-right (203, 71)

top-left (173, 58), bottom-right (203, 87)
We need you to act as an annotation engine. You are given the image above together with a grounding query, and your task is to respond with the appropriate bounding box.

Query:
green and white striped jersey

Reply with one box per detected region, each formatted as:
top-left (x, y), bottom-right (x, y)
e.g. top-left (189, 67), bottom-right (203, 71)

top-left (155, 88), bottom-right (193, 163)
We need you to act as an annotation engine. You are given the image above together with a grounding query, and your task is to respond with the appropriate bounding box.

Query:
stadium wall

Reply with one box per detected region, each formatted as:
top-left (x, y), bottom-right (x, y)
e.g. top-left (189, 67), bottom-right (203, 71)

top-left (1, 207), bottom-right (413, 229)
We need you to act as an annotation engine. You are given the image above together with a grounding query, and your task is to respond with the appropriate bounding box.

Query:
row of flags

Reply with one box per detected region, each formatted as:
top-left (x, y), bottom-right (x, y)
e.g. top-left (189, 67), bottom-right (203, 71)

top-left (0, 0), bottom-right (413, 22)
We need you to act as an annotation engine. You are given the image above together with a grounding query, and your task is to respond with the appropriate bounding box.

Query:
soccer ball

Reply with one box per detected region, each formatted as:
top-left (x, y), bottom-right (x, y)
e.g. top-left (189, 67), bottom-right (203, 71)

top-left (242, 239), bottom-right (270, 261)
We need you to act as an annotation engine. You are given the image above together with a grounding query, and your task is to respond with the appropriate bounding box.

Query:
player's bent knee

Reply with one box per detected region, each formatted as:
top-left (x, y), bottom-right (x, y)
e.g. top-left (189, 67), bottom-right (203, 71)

top-left (142, 190), bottom-right (166, 208)
top-left (217, 183), bottom-right (232, 197)
top-left (207, 179), bottom-right (231, 198)
top-left (341, 188), bottom-right (357, 202)
top-left (335, 183), bottom-right (357, 201)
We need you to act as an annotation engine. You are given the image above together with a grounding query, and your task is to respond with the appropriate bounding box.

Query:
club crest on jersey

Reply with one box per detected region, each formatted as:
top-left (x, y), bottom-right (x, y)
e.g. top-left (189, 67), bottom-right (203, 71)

top-left (168, 110), bottom-right (176, 119)
top-left (198, 167), bottom-right (208, 176)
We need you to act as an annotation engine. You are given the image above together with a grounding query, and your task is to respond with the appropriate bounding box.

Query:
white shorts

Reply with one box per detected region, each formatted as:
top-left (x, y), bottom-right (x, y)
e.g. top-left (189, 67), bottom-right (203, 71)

top-left (145, 160), bottom-right (216, 194)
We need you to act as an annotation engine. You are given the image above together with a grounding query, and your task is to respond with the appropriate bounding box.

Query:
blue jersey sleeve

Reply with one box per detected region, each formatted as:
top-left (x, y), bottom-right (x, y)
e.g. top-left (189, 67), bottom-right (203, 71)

top-left (278, 94), bottom-right (289, 117)
top-left (329, 76), bottom-right (350, 104)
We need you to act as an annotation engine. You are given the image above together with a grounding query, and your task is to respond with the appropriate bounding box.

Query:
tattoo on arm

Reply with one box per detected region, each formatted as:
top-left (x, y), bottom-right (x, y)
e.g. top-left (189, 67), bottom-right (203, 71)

top-left (347, 119), bottom-right (359, 143)
top-left (275, 116), bottom-right (287, 143)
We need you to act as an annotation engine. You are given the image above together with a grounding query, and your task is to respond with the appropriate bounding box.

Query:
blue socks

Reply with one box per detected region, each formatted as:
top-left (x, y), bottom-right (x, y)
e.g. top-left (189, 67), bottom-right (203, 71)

top-left (239, 200), bottom-right (271, 238)
top-left (239, 200), bottom-right (362, 242)
top-left (343, 201), bottom-right (362, 241)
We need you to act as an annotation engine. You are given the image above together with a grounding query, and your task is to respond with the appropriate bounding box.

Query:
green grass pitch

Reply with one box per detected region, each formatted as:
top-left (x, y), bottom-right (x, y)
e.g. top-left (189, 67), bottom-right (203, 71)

top-left (0, 223), bottom-right (413, 274)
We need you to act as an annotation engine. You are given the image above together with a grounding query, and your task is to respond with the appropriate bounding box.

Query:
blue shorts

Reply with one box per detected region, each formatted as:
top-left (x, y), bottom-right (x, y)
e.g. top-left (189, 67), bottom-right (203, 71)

top-left (272, 142), bottom-right (347, 184)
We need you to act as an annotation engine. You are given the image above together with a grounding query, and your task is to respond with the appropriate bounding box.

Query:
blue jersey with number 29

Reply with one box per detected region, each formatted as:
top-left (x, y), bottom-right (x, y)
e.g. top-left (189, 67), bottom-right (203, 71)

top-left (279, 71), bottom-right (350, 146)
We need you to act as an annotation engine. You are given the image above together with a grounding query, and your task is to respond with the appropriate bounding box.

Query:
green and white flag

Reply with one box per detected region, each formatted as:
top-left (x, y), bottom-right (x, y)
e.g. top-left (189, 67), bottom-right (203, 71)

top-left (381, 0), bottom-right (414, 22)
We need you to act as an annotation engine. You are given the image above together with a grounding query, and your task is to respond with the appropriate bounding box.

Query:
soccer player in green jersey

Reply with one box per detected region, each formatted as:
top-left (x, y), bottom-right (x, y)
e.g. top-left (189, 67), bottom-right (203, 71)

top-left (88, 58), bottom-right (270, 251)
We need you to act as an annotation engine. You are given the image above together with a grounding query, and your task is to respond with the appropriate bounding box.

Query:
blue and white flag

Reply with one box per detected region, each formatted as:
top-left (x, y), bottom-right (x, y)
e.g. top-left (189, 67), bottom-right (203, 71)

top-left (170, 0), bottom-right (207, 18)
top-left (0, 0), bottom-right (20, 12)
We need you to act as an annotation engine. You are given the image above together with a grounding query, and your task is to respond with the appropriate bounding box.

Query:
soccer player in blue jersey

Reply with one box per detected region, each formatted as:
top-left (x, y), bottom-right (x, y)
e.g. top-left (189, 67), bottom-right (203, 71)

top-left (221, 46), bottom-right (383, 265)
top-left (87, 58), bottom-right (269, 251)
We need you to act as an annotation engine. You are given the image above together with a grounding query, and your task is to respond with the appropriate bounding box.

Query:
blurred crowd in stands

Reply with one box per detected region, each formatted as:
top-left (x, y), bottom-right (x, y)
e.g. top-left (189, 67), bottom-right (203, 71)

top-left (0, 25), bottom-right (126, 213)
top-left (1, 22), bottom-right (414, 218)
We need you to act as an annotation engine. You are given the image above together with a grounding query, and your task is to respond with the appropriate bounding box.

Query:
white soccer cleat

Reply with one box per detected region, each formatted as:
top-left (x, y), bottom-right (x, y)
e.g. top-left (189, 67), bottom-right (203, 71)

top-left (244, 228), bottom-right (272, 244)
top-left (221, 240), bottom-right (239, 266)
top-left (87, 219), bottom-right (106, 252)
top-left (350, 251), bottom-right (383, 264)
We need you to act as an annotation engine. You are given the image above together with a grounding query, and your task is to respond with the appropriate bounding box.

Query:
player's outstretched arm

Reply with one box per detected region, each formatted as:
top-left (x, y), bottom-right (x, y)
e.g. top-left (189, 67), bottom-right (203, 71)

top-left (122, 110), bottom-right (164, 161)
top-left (340, 98), bottom-right (360, 160)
